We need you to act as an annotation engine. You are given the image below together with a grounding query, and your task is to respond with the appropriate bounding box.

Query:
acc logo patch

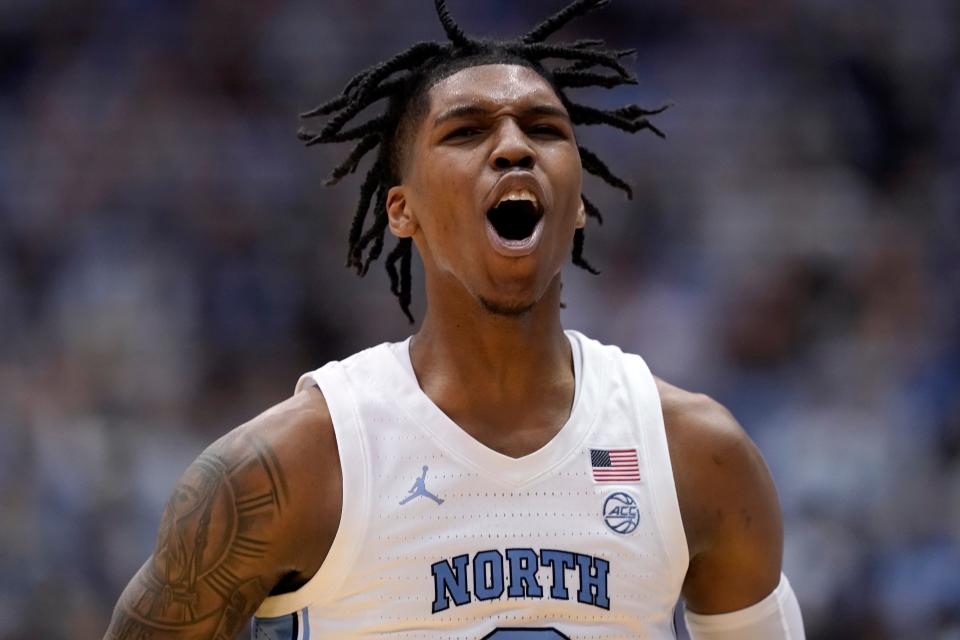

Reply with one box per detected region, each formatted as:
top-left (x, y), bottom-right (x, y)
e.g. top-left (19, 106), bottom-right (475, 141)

top-left (602, 491), bottom-right (639, 534)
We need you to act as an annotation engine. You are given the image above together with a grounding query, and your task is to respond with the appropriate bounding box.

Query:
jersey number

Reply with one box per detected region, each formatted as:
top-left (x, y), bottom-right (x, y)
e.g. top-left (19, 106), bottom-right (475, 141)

top-left (483, 629), bottom-right (570, 639)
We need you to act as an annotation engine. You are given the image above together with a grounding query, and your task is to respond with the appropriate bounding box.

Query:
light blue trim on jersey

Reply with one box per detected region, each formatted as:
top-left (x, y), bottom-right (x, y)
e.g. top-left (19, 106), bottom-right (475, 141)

top-left (251, 607), bottom-right (310, 640)
top-left (301, 607), bottom-right (311, 640)
top-left (251, 612), bottom-right (296, 640)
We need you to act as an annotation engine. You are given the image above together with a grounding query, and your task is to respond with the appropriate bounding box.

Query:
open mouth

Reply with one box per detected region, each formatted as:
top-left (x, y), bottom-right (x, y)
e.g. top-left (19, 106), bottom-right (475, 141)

top-left (486, 192), bottom-right (543, 241)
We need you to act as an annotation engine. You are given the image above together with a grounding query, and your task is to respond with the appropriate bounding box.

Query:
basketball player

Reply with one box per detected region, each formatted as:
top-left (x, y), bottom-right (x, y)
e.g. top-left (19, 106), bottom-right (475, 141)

top-left (105, 1), bottom-right (804, 638)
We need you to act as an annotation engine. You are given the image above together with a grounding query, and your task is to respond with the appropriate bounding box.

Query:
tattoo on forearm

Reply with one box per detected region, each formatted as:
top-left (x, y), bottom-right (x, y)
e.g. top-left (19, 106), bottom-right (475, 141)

top-left (109, 434), bottom-right (289, 638)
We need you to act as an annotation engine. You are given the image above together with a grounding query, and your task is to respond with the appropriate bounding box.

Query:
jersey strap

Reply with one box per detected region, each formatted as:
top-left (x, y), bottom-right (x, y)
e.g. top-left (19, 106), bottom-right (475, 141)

top-left (620, 352), bottom-right (690, 587)
top-left (254, 362), bottom-right (370, 617)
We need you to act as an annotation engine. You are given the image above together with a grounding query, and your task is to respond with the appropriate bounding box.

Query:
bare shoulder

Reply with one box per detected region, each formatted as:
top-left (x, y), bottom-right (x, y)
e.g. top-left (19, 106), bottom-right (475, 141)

top-left (223, 384), bottom-right (339, 513)
top-left (105, 386), bottom-right (340, 639)
top-left (655, 379), bottom-right (765, 505)
top-left (654, 377), bottom-right (783, 614)
top-left (656, 378), bottom-right (747, 460)
top-left (216, 384), bottom-right (342, 575)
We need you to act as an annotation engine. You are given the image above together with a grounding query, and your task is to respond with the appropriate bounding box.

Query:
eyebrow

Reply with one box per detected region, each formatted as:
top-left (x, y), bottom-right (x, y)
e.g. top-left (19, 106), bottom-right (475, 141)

top-left (433, 104), bottom-right (570, 127)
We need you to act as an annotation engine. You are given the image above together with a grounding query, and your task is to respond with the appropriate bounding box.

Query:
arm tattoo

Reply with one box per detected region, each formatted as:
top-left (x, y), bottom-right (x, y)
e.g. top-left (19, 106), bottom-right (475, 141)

top-left (106, 434), bottom-right (290, 639)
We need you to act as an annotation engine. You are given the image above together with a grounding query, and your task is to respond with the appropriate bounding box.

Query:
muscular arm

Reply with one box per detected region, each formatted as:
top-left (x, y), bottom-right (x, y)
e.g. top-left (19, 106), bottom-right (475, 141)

top-left (657, 379), bottom-right (784, 614)
top-left (105, 387), bottom-right (340, 639)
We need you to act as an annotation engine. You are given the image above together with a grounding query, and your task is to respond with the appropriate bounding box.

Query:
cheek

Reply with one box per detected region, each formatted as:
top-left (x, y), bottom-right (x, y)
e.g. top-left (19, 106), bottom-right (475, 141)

top-left (413, 150), bottom-right (484, 223)
top-left (553, 146), bottom-right (583, 181)
top-left (543, 149), bottom-right (583, 210)
top-left (430, 148), bottom-right (484, 189)
top-left (407, 166), bottom-right (478, 261)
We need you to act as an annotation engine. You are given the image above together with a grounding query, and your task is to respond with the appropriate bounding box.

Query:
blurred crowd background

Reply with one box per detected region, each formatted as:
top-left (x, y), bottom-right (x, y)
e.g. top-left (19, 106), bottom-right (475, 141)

top-left (1, 0), bottom-right (958, 638)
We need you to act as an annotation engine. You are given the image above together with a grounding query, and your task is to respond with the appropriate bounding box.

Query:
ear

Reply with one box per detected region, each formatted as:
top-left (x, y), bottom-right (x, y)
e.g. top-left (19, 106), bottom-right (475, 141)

top-left (575, 198), bottom-right (587, 229)
top-left (387, 186), bottom-right (418, 238)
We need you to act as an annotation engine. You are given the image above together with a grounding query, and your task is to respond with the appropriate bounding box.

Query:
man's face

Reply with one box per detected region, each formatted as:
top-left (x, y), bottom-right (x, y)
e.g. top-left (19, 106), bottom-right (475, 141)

top-left (387, 64), bottom-right (585, 316)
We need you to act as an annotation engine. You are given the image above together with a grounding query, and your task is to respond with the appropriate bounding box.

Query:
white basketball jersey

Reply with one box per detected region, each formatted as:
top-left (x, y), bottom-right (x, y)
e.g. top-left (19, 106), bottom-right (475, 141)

top-left (253, 330), bottom-right (689, 639)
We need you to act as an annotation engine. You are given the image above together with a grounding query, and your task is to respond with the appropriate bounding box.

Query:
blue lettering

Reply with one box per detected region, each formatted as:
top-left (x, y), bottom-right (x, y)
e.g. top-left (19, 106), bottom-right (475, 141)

top-left (575, 553), bottom-right (610, 609)
top-left (484, 628), bottom-right (570, 639)
top-left (539, 549), bottom-right (576, 600)
top-left (431, 554), bottom-right (471, 613)
top-left (474, 550), bottom-right (505, 601)
top-left (506, 548), bottom-right (543, 598)
top-left (430, 549), bottom-right (609, 613)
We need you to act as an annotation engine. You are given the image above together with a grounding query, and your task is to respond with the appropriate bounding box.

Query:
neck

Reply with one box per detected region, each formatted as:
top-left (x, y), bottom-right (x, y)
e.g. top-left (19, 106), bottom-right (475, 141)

top-left (410, 274), bottom-right (571, 402)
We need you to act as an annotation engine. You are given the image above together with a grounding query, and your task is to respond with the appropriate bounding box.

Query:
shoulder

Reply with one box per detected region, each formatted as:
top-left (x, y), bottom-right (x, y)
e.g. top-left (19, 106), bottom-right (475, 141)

top-left (222, 384), bottom-right (336, 469)
top-left (654, 377), bottom-right (780, 555)
top-left (106, 387), bottom-right (341, 637)
top-left (201, 384), bottom-right (341, 587)
top-left (654, 377), bottom-right (784, 612)
top-left (208, 385), bottom-right (336, 495)
top-left (655, 378), bottom-right (761, 494)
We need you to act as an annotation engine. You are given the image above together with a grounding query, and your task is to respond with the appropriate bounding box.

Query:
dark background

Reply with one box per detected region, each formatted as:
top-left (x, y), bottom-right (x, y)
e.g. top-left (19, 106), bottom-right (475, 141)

top-left (1, 0), bottom-right (958, 638)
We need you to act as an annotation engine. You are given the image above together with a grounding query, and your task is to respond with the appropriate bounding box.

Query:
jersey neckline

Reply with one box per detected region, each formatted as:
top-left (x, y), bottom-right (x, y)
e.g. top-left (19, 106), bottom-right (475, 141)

top-left (383, 329), bottom-right (606, 488)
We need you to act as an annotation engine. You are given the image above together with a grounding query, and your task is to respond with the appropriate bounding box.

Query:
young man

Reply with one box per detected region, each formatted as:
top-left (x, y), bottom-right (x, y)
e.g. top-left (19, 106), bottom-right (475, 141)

top-left (106, 1), bottom-right (804, 638)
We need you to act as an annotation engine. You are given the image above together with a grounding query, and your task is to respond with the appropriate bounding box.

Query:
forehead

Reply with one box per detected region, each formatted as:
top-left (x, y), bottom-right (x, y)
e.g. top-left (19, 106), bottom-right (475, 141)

top-left (425, 64), bottom-right (565, 117)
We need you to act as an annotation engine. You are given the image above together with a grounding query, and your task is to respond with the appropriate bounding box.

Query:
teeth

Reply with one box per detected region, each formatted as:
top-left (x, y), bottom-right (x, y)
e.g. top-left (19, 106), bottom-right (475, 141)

top-left (496, 189), bottom-right (539, 209)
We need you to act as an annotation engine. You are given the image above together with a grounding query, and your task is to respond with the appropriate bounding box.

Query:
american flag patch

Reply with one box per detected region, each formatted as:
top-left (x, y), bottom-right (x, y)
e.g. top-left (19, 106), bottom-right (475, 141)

top-left (590, 448), bottom-right (641, 483)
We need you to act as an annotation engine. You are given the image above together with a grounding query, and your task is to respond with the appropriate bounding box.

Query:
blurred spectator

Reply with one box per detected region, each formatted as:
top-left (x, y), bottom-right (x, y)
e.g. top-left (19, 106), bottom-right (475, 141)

top-left (1, 1), bottom-right (957, 637)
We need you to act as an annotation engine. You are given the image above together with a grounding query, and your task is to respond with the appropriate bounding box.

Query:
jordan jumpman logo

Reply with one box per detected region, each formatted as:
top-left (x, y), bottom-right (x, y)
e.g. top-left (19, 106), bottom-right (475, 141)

top-left (399, 465), bottom-right (444, 506)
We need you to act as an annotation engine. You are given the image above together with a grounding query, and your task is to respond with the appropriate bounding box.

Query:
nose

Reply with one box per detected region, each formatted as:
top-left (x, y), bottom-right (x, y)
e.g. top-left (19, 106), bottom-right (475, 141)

top-left (490, 119), bottom-right (535, 171)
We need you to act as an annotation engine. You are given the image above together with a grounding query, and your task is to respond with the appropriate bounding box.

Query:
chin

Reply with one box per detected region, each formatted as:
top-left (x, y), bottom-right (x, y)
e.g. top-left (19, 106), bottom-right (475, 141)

top-left (471, 263), bottom-right (562, 318)
top-left (477, 295), bottom-right (537, 317)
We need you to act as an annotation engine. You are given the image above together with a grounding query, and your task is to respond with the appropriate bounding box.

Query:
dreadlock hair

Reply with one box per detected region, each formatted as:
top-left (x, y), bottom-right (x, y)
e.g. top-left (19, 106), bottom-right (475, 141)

top-left (299, 0), bottom-right (667, 322)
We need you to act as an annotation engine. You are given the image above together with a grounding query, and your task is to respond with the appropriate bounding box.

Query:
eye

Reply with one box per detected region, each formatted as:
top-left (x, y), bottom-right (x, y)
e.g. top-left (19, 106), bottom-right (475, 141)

top-left (529, 124), bottom-right (566, 138)
top-left (443, 126), bottom-right (482, 141)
